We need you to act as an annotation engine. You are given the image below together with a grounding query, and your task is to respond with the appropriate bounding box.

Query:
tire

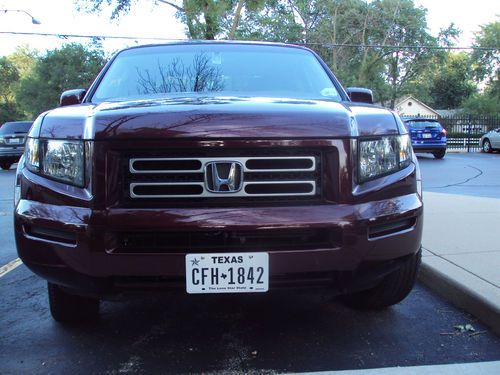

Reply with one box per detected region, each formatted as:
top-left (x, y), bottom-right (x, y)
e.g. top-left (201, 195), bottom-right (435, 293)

top-left (482, 139), bottom-right (492, 153)
top-left (0, 161), bottom-right (12, 170)
top-left (342, 250), bottom-right (421, 310)
top-left (47, 282), bottom-right (100, 323)
top-left (432, 150), bottom-right (446, 159)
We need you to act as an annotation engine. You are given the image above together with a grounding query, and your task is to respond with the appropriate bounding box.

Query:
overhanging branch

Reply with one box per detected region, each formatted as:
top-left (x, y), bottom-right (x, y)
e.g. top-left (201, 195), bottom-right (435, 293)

top-left (156, 0), bottom-right (184, 12)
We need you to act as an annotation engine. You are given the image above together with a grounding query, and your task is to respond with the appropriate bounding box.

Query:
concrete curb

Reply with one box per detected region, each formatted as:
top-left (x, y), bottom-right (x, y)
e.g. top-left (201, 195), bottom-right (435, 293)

top-left (418, 260), bottom-right (500, 335)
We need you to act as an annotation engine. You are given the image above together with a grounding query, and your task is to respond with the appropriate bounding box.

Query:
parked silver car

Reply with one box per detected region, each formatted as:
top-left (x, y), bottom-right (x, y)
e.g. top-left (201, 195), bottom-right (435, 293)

top-left (481, 128), bottom-right (500, 153)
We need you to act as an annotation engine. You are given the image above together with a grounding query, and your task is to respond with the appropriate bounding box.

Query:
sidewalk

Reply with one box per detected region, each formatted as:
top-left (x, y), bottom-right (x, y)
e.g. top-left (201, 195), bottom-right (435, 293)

top-left (418, 192), bottom-right (500, 335)
top-left (302, 360), bottom-right (500, 374)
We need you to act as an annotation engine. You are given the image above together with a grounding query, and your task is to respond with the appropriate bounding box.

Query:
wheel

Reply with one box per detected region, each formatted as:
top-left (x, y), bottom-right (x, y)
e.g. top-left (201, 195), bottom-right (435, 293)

top-left (342, 250), bottom-right (421, 310)
top-left (47, 282), bottom-right (100, 323)
top-left (432, 150), bottom-right (446, 159)
top-left (0, 161), bottom-right (12, 170)
top-left (482, 139), bottom-right (492, 153)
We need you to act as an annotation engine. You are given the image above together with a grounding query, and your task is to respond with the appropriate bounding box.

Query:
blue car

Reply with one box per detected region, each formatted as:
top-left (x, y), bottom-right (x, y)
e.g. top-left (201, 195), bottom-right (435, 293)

top-left (403, 118), bottom-right (447, 159)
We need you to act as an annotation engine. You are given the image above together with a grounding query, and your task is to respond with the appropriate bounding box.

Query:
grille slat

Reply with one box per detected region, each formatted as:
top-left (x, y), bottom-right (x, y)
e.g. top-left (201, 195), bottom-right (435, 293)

top-left (128, 155), bottom-right (320, 199)
top-left (111, 228), bottom-right (341, 254)
top-left (130, 156), bottom-right (316, 174)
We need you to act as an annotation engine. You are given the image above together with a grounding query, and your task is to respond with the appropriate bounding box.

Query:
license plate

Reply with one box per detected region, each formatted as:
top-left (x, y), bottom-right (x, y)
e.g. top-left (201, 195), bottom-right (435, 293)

top-left (422, 133), bottom-right (432, 139)
top-left (186, 252), bottom-right (269, 294)
top-left (7, 138), bottom-right (22, 144)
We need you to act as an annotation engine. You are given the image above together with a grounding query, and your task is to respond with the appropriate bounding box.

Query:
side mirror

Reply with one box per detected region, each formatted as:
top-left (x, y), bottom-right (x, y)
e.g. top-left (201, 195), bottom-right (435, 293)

top-left (346, 87), bottom-right (373, 104)
top-left (60, 89), bottom-right (86, 107)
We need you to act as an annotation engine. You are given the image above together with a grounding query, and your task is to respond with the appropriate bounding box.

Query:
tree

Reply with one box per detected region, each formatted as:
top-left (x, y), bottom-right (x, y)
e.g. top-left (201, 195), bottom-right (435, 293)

top-left (233, 0), bottom-right (304, 42)
top-left (365, 0), bottom-right (436, 107)
top-left (460, 88), bottom-right (500, 117)
top-left (470, 20), bottom-right (500, 83)
top-left (0, 57), bottom-right (23, 124)
top-left (0, 47), bottom-right (38, 123)
top-left (460, 19), bottom-right (500, 117)
top-left (312, 0), bottom-right (370, 78)
top-left (460, 68), bottom-right (500, 117)
top-left (8, 46), bottom-right (38, 78)
top-left (76, 0), bottom-right (264, 40)
top-left (428, 53), bottom-right (476, 109)
top-left (16, 44), bottom-right (106, 117)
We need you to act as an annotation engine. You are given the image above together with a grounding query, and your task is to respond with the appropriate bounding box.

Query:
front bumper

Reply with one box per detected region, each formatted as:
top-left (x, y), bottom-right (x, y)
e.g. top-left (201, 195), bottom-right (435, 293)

top-left (0, 147), bottom-right (23, 160)
top-left (15, 193), bottom-right (423, 295)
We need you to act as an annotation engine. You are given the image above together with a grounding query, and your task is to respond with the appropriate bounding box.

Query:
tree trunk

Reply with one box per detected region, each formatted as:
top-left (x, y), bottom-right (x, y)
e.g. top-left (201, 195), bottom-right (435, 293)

top-left (183, 0), bottom-right (196, 39)
top-left (229, 0), bottom-right (245, 40)
top-left (389, 52), bottom-right (400, 109)
top-left (331, 6), bottom-right (338, 70)
top-left (359, 8), bottom-right (370, 83)
top-left (203, 0), bottom-right (218, 39)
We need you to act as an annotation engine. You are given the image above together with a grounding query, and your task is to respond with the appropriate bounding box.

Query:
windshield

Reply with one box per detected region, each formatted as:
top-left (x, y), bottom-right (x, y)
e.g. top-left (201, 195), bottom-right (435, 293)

top-left (0, 122), bottom-right (32, 134)
top-left (92, 44), bottom-right (341, 103)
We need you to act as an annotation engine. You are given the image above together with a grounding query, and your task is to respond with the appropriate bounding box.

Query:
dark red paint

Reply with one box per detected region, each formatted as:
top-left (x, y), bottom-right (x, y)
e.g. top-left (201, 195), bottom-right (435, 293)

top-left (15, 44), bottom-right (422, 297)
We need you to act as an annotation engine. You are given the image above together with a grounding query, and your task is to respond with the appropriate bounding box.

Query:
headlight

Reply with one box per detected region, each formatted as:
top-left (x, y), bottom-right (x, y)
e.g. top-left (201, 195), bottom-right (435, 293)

top-left (358, 135), bottom-right (412, 182)
top-left (43, 140), bottom-right (85, 186)
top-left (25, 138), bottom-right (86, 187)
top-left (25, 138), bottom-right (40, 171)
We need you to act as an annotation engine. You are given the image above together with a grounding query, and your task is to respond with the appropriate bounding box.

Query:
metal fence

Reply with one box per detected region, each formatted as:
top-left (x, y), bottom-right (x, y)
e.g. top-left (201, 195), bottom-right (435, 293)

top-left (406, 115), bottom-right (500, 152)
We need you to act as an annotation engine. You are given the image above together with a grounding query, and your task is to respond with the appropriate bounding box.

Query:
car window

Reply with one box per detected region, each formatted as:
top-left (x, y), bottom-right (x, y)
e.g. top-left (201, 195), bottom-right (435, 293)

top-left (92, 44), bottom-right (341, 102)
top-left (405, 121), bottom-right (442, 129)
top-left (0, 122), bottom-right (32, 134)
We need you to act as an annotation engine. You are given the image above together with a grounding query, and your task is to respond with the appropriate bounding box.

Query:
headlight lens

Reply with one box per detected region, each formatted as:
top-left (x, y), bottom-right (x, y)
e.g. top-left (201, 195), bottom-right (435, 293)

top-left (399, 134), bottom-right (412, 167)
top-left (25, 138), bottom-right (40, 171)
top-left (25, 138), bottom-right (85, 187)
top-left (43, 140), bottom-right (85, 186)
top-left (359, 135), bottom-right (412, 182)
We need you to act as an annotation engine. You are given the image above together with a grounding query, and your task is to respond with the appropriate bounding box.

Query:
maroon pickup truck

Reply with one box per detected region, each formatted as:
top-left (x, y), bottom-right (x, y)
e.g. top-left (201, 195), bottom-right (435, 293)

top-left (14, 42), bottom-right (423, 322)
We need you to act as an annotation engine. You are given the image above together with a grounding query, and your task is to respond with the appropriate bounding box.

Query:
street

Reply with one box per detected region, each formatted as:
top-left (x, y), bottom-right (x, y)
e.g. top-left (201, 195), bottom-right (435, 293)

top-left (1, 154), bottom-right (500, 373)
top-left (417, 152), bottom-right (500, 199)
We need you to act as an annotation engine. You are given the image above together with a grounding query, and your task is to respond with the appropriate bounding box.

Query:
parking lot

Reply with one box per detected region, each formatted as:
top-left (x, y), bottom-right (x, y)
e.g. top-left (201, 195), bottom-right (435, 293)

top-left (417, 152), bottom-right (500, 199)
top-left (1, 153), bottom-right (500, 373)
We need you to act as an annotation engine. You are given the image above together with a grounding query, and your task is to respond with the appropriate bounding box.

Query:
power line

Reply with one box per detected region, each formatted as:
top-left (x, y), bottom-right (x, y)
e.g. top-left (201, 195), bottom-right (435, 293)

top-left (0, 31), bottom-right (499, 51)
top-left (300, 42), bottom-right (500, 51)
top-left (0, 31), bottom-right (182, 42)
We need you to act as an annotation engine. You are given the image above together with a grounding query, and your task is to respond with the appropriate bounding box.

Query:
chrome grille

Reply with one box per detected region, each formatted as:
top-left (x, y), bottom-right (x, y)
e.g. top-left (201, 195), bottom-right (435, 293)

top-left (128, 156), bottom-right (318, 199)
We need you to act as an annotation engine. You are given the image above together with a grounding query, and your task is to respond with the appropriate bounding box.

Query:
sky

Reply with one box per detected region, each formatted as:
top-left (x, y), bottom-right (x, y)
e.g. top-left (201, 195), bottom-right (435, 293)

top-left (414, 0), bottom-right (499, 44)
top-left (0, 0), bottom-right (499, 57)
top-left (0, 0), bottom-right (186, 56)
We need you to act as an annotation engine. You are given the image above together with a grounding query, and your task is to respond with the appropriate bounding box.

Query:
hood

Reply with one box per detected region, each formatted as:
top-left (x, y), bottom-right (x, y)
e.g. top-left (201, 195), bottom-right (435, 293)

top-left (38, 96), bottom-right (400, 140)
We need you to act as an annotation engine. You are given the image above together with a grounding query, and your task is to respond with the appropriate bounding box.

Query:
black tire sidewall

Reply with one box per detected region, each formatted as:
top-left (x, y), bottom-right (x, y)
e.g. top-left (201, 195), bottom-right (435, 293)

top-left (341, 250), bottom-right (422, 310)
top-left (48, 282), bottom-right (99, 323)
top-left (0, 162), bottom-right (12, 170)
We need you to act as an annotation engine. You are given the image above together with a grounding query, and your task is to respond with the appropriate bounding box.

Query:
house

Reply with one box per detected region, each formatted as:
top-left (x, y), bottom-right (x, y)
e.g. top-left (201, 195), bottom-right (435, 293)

top-left (435, 109), bottom-right (460, 117)
top-left (394, 96), bottom-right (440, 117)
